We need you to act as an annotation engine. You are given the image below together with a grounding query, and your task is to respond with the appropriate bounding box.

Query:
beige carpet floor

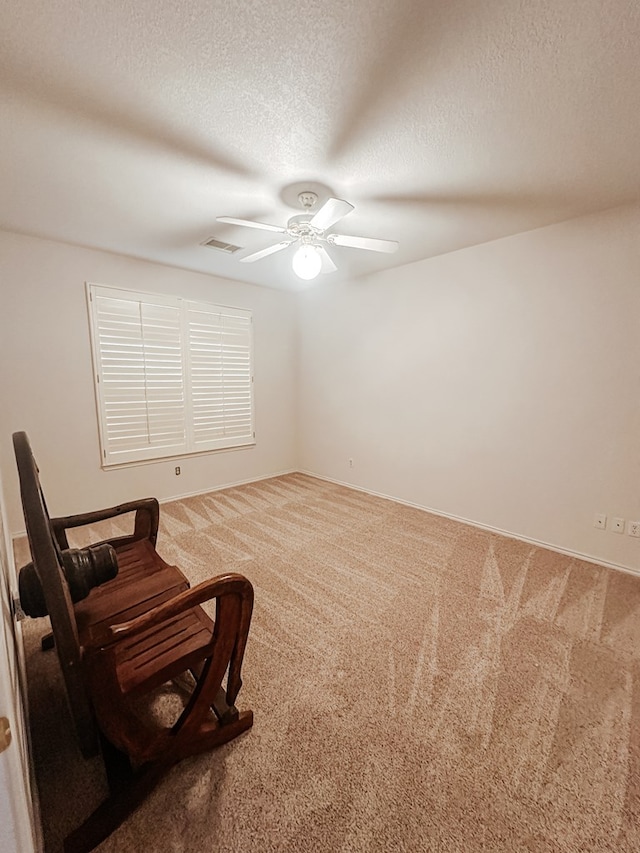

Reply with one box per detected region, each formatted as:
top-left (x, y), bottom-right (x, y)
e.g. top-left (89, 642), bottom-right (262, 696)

top-left (17, 473), bottom-right (640, 852)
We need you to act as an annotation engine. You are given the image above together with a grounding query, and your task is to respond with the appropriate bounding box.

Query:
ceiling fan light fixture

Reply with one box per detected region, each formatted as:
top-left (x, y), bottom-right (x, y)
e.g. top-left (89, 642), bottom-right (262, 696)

top-left (292, 244), bottom-right (322, 280)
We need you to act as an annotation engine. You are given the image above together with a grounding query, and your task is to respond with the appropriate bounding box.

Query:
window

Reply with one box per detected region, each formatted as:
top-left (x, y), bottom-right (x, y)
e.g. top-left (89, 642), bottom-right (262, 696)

top-left (87, 283), bottom-right (254, 467)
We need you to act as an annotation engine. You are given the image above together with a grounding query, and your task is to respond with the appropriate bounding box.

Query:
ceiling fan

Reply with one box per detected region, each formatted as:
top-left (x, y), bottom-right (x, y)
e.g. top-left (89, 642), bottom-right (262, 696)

top-left (217, 191), bottom-right (399, 280)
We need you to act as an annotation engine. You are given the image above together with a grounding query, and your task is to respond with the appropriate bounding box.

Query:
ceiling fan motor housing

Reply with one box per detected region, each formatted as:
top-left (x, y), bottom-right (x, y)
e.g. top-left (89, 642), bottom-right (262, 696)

top-left (286, 213), bottom-right (322, 241)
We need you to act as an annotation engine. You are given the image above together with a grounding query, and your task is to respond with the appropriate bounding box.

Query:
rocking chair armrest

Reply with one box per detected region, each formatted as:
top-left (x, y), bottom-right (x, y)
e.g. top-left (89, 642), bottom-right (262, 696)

top-left (100, 572), bottom-right (254, 647)
top-left (50, 498), bottom-right (160, 549)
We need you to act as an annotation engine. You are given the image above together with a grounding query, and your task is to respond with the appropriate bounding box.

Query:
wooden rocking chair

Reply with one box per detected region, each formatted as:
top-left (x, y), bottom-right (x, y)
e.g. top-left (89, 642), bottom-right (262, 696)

top-left (13, 432), bottom-right (254, 853)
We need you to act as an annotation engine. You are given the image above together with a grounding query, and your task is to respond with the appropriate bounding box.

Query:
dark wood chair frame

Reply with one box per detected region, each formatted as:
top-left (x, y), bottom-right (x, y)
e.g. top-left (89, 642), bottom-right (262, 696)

top-left (13, 432), bottom-right (254, 853)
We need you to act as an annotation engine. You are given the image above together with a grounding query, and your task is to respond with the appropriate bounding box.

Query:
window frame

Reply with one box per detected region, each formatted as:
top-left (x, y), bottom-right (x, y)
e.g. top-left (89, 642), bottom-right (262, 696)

top-left (87, 282), bottom-right (255, 469)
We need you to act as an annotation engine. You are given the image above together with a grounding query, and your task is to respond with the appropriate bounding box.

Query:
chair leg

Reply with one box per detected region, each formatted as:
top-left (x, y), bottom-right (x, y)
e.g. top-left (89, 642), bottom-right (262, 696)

top-left (100, 732), bottom-right (133, 792)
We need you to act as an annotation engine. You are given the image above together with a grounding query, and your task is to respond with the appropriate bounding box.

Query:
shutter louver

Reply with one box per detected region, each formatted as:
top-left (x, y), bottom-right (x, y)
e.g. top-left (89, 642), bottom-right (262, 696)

top-left (89, 285), bottom-right (253, 466)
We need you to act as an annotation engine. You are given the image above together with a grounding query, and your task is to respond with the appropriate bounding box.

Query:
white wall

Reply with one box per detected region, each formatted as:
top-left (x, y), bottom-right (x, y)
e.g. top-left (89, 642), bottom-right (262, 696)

top-left (0, 230), bottom-right (297, 533)
top-left (297, 205), bottom-right (640, 572)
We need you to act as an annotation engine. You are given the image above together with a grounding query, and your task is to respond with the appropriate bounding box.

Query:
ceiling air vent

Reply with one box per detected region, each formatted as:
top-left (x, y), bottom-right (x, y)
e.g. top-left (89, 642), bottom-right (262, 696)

top-left (201, 237), bottom-right (242, 254)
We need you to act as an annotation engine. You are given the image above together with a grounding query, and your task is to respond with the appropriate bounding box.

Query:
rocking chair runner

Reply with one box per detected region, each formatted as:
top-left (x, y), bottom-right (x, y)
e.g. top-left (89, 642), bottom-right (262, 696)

top-left (13, 432), bottom-right (254, 853)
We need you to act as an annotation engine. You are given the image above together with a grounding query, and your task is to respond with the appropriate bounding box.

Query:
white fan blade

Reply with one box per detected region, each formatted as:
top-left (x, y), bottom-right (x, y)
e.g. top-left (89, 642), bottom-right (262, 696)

top-left (240, 241), bottom-right (292, 263)
top-left (317, 246), bottom-right (337, 274)
top-left (309, 198), bottom-right (354, 230)
top-left (330, 234), bottom-right (399, 253)
top-left (217, 216), bottom-right (287, 234)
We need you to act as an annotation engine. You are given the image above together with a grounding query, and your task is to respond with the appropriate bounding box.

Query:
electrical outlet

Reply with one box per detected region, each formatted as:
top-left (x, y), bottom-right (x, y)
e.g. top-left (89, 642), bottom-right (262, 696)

top-left (348, 458), bottom-right (353, 468)
top-left (594, 513), bottom-right (606, 530)
top-left (628, 521), bottom-right (640, 538)
top-left (611, 517), bottom-right (625, 534)
top-left (175, 466), bottom-right (181, 476)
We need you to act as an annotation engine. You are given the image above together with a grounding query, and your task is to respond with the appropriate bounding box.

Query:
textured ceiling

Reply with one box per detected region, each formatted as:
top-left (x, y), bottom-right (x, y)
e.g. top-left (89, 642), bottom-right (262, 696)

top-left (1, 0), bottom-right (639, 290)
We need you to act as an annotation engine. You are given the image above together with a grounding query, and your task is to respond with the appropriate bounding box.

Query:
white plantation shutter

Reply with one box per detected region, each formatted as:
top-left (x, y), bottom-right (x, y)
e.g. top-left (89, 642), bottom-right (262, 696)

top-left (88, 285), bottom-right (254, 466)
top-left (186, 302), bottom-right (254, 451)
top-left (92, 293), bottom-right (187, 463)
